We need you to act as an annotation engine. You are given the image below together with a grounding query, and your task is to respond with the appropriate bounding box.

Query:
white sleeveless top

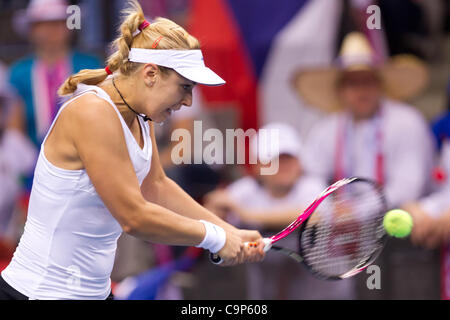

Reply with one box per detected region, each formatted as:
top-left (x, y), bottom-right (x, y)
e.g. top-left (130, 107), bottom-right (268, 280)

top-left (1, 84), bottom-right (152, 299)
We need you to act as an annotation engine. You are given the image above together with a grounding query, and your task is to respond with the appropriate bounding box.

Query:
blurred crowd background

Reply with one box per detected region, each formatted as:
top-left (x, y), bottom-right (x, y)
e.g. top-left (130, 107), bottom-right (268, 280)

top-left (0, 0), bottom-right (450, 300)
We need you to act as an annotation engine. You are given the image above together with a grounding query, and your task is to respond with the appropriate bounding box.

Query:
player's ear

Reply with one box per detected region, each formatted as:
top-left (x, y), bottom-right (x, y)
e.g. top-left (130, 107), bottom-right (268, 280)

top-left (142, 63), bottom-right (159, 86)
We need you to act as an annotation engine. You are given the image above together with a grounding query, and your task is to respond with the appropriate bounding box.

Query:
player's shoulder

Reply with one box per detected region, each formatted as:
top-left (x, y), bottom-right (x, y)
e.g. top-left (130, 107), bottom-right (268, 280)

top-left (62, 89), bottom-right (121, 131)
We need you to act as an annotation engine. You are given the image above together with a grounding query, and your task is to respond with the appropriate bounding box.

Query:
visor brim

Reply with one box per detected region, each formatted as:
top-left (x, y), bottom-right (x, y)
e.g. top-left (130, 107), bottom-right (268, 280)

top-left (175, 66), bottom-right (226, 86)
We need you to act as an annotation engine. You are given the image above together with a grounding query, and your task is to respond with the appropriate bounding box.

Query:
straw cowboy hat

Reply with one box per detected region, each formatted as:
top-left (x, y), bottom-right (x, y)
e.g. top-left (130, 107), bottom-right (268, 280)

top-left (13, 0), bottom-right (69, 37)
top-left (293, 32), bottom-right (429, 113)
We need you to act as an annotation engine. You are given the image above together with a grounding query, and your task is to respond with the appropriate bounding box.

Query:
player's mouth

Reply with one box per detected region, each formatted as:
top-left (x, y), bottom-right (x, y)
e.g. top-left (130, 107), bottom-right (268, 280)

top-left (165, 104), bottom-right (182, 116)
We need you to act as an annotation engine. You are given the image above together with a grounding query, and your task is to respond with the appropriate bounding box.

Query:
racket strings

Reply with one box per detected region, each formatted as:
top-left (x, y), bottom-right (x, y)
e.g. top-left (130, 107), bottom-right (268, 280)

top-left (299, 182), bottom-right (386, 279)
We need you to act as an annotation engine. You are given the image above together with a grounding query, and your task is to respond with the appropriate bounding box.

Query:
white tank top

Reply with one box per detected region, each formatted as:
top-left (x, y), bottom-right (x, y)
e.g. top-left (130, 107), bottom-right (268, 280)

top-left (1, 84), bottom-right (152, 299)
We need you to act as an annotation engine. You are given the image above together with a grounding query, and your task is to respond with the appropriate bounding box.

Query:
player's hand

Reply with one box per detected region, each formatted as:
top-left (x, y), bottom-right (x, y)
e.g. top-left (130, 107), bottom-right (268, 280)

top-left (235, 229), bottom-right (265, 263)
top-left (216, 230), bottom-right (245, 266)
top-left (235, 229), bottom-right (261, 243)
top-left (215, 229), bottom-right (265, 265)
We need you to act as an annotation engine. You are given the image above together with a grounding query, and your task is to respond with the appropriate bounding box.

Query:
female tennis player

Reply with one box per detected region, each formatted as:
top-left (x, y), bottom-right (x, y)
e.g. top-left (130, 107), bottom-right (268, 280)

top-left (0, 2), bottom-right (264, 300)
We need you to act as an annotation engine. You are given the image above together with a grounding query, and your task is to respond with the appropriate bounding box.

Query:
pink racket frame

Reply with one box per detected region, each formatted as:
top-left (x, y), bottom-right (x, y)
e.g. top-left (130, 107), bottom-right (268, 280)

top-left (268, 177), bottom-right (358, 245)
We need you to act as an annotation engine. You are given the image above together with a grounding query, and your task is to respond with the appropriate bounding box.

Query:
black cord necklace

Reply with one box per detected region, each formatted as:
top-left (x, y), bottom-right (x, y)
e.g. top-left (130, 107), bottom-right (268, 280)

top-left (112, 77), bottom-right (152, 122)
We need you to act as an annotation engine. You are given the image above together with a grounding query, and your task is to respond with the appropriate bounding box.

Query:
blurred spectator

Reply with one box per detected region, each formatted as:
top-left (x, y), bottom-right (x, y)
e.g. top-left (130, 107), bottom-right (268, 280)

top-left (8, 0), bottom-right (101, 148)
top-left (0, 61), bottom-right (37, 267)
top-left (296, 31), bottom-right (437, 299)
top-left (204, 123), bottom-right (355, 299)
top-left (407, 82), bottom-right (450, 248)
top-left (403, 86), bottom-right (450, 299)
top-left (296, 32), bottom-right (434, 209)
top-left (407, 138), bottom-right (450, 248)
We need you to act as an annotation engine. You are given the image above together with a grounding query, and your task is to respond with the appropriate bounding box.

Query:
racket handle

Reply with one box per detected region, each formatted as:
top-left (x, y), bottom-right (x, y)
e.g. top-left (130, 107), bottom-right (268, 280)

top-left (209, 252), bottom-right (223, 265)
top-left (262, 238), bottom-right (273, 252)
top-left (209, 238), bottom-right (272, 265)
top-left (246, 238), bottom-right (272, 252)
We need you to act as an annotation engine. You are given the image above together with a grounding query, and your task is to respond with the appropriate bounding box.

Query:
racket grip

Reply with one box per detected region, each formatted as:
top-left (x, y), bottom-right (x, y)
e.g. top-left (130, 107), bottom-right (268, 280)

top-left (209, 238), bottom-right (272, 265)
top-left (210, 252), bottom-right (223, 265)
top-left (262, 238), bottom-right (272, 252)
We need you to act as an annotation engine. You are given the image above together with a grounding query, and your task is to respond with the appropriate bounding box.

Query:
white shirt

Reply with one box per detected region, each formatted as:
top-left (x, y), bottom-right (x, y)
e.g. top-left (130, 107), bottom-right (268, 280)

top-left (303, 99), bottom-right (435, 209)
top-left (1, 84), bottom-right (152, 299)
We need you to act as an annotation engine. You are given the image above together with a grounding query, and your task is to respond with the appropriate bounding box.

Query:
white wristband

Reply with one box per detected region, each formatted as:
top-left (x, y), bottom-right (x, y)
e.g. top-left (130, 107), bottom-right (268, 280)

top-left (196, 220), bottom-right (226, 254)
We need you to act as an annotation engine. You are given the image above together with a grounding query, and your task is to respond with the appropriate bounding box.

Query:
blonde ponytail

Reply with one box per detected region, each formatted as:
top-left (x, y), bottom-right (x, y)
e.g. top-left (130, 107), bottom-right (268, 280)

top-left (58, 68), bottom-right (109, 96)
top-left (58, 0), bottom-right (200, 96)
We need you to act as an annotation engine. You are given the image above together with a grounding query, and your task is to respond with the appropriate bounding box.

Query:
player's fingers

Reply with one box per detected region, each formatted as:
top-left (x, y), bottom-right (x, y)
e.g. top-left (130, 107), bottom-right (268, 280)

top-left (221, 242), bottom-right (245, 266)
top-left (219, 260), bottom-right (233, 267)
top-left (243, 243), bottom-right (257, 263)
top-left (247, 230), bottom-right (262, 241)
top-left (257, 240), bottom-right (265, 257)
top-left (237, 229), bottom-right (262, 243)
top-left (244, 240), bottom-right (265, 263)
top-left (237, 242), bottom-right (245, 264)
top-left (218, 255), bottom-right (238, 267)
top-left (253, 245), bottom-right (265, 262)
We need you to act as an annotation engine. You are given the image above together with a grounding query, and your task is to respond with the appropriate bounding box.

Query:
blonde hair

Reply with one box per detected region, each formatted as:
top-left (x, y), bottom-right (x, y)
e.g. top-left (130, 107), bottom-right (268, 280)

top-left (58, 0), bottom-right (200, 96)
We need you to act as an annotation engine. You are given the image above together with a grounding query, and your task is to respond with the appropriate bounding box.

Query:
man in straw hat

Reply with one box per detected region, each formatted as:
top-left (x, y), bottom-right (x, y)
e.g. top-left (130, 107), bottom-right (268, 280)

top-left (294, 32), bottom-right (437, 298)
top-left (295, 32), bottom-right (434, 210)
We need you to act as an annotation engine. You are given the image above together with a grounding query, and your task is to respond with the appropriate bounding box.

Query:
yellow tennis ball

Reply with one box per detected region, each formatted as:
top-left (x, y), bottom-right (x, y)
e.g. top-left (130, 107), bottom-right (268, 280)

top-left (383, 209), bottom-right (413, 238)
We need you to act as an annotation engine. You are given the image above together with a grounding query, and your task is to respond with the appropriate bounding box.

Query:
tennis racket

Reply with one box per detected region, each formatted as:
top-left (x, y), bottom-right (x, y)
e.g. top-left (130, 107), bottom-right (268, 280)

top-left (210, 177), bottom-right (388, 280)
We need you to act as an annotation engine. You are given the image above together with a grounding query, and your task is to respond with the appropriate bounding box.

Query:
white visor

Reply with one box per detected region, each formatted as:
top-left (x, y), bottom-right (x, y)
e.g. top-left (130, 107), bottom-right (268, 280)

top-left (128, 48), bottom-right (225, 86)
